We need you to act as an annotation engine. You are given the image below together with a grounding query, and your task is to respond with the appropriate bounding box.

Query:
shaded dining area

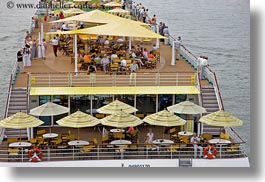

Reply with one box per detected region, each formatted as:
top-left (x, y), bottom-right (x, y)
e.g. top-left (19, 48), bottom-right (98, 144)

top-left (0, 99), bottom-right (247, 162)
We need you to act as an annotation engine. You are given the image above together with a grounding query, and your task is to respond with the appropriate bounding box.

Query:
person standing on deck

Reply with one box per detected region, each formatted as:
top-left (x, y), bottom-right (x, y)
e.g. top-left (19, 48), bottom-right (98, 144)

top-left (17, 48), bottom-right (24, 73)
top-left (40, 38), bottom-right (47, 60)
top-left (31, 39), bottom-right (38, 60)
top-left (175, 36), bottom-right (182, 61)
top-left (199, 56), bottom-right (209, 80)
top-left (23, 44), bottom-right (31, 67)
top-left (52, 37), bottom-right (58, 57)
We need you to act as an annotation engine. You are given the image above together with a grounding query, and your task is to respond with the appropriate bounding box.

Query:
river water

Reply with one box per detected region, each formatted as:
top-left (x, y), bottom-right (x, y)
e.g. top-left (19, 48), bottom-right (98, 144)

top-left (0, 0), bottom-right (250, 157)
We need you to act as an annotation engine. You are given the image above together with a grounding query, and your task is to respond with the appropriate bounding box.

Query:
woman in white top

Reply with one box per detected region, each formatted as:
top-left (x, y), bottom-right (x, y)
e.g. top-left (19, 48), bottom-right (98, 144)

top-left (145, 128), bottom-right (154, 143)
top-left (40, 38), bottom-right (47, 60)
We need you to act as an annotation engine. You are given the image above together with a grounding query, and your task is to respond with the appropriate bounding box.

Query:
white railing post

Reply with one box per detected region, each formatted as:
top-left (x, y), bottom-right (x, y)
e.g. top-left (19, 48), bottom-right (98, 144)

top-left (171, 39), bottom-right (175, 65)
top-left (48, 74), bottom-right (51, 87)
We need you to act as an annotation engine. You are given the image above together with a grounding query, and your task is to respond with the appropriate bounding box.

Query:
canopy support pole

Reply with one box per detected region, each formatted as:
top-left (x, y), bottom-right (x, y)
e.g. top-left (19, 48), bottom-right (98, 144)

top-left (171, 40), bottom-right (175, 66)
top-left (156, 38), bottom-right (160, 49)
top-left (129, 37), bottom-right (132, 51)
top-left (74, 34), bottom-right (78, 74)
top-left (41, 23), bottom-right (44, 40)
top-left (38, 32), bottom-right (42, 58)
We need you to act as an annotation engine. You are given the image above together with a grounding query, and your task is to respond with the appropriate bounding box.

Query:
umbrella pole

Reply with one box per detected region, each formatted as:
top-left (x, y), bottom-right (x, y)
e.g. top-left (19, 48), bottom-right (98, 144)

top-left (20, 129), bottom-right (22, 143)
top-left (78, 128), bottom-right (80, 142)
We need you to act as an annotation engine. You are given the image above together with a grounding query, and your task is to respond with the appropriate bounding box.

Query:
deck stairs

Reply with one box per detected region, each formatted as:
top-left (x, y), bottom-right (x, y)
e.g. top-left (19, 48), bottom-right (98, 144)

top-left (4, 88), bottom-right (28, 139)
top-left (201, 86), bottom-right (222, 136)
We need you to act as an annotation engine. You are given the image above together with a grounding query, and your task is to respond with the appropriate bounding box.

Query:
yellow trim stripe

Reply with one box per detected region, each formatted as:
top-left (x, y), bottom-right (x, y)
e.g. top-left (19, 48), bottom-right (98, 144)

top-left (30, 86), bottom-right (200, 96)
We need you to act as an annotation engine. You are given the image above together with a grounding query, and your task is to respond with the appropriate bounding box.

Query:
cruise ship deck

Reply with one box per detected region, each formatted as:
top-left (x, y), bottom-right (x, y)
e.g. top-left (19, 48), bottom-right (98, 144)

top-left (0, 4), bottom-right (249, 167)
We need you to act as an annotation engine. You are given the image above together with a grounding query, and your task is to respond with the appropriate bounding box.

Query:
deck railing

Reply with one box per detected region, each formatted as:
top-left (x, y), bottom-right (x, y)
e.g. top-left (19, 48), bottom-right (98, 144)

top-left (29, 72), bottom-right (197, 87)
top-left (0, 62), bottom-right (20, 144)
top-left (204, 67), bottom-right (225, 110)
top-left (0, 142), bottom-right (247, 163)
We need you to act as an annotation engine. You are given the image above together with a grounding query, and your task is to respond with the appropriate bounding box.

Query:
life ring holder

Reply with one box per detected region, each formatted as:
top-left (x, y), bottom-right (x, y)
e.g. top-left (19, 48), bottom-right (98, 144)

top-left (28, 147), bottom-right (42, 162)
top-left (203, 145), bottom-right (217, 159)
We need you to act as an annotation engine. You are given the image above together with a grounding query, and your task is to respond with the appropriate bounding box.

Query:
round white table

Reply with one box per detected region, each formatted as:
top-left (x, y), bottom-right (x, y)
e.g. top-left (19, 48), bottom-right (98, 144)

top-left (208, 138), bottom-right (231, 144)
top-left (152, 139), bottom-right (174, 145)
top-left (68, 140), bottom-right (90, 160)
top-left (178, 131), bottom-right (193, 136)
top-left (43, 133), bottom-right (58, 139)
top-left (110, 140), bottom-right (131, 146)
top-left (9, 142), bottom-right (32, 162)
top-left (110, 129), bottom-right (125, 133)
top-left (68, 140), bottom-right (89, 146)
top-left (110, 140), bottom-right (131, 159)
top-left (208, 138), bottom-right (231, 158)
top-left (9, 142), bottom-right (32, 148)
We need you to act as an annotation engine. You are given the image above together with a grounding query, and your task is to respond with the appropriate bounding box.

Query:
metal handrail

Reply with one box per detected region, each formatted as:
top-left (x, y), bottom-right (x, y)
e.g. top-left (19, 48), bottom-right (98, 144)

top-left (0, 142), bottom-right (247, 163)
top-left (206, 66), bottom-right (225, 110)
top-left (29, 72), bottom-right (197, 87)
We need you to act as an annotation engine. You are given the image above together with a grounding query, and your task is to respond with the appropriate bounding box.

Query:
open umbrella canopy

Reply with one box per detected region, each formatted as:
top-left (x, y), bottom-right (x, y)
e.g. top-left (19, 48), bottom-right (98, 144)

top-left (51, 9), bottom-right (147, 25)
top-left (108, 8), bottom-right (130, 15)
top-left (143, 110), bottom-right (186, 127)
top-left (104, 2), bottom-right (122, 7)
top-left (100, 110), bottom-right (143, 128)
top-left (199, 110), bottom-right (243, 127)
top-left (167, 101), bottom-right (207, 115)
top-left (63, 8), bottom-right (86, 16)
top-left (97, 99), bottom-right (138, 114)
top-left (29, 102), bottom-right (70, 116)
top-left (75, 20), bottom-right (165, 39)
top-left (56, 111), bottom-right (100, 128)
top-left (0, 112), bottom-right (44, 129)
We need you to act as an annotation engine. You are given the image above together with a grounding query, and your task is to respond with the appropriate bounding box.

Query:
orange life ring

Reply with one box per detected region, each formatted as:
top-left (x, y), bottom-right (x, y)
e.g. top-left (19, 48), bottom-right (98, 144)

top-left (203, 145), bottom-right (217, 159)
top-left (28, 147), bottom-right (42, 162)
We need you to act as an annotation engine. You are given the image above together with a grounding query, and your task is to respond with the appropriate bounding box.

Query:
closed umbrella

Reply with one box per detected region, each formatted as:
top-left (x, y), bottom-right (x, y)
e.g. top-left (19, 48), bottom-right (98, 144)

top-left (0, 112), bottom-right (44, 142)
top-left (199, 110), bottom-right (243, 127)
top-left (143, 109), bottom-right (186, 139)
top-left (29, 102), bottom-right (70, 133)
top-left (56, 111), bottom-right (100, 141)
top-left (97, 99), bottom-right (138, 114)
top-left (100, 110), bottom-right (143, 128)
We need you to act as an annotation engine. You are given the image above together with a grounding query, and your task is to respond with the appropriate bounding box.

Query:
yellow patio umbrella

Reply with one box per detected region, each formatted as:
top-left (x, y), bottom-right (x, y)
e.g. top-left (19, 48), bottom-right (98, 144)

top-left (56, 111), bottom-right (100, 141)
top-left (143, 110), bottom-right (186, 127)
top-left (104, 2), bottom-right (122, 7)
top-left (51, 9), bottom-right (147, 26)
top-left (108, 8), bottom-right (130, 16)
top-left (0, 112), bottom-right (44, 142)
top-left (143, 109), bottom-right (186, 139)
top-left (167, 101), bottom-right (207, 115)
top-left (62, 8), bottom-right (86, 17)
top-left (100, 110), bottom-right (143, 128)
top-left (167, 101), bottom-right (207, 132)
top-left (199, 110), bottom-right (243, 127)
top-left (29, 102), bottom-right (70, 133)
top-left (97, 99), bottom-right (138, 114)
top-left (75, 20), bottom-right (165, 39)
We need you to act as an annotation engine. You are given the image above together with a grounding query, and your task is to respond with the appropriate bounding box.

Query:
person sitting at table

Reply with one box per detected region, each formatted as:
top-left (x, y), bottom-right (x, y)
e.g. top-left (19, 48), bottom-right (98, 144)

top-left (88, 63), bottom-right (97, 74)
top-left (190, 132), bottom-right (203, 158)
top-left (220, 129), bottom-right (230, 140)
top-left (145, 128), bottom-right (154, 143)
top-left (101, 54), bottom-right (110, 73)
top-left (127, 126), bottom-right (135, 134)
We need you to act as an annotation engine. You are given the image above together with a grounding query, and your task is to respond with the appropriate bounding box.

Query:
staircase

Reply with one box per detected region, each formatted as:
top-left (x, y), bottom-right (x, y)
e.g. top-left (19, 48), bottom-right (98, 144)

top-left (4, 88), bottom-right (28, 139)
top-left (201, 86), bottom-right (222, 135)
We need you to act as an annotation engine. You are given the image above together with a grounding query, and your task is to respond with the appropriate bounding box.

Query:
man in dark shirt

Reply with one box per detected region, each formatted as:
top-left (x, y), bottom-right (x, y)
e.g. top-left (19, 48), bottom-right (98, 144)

top-left (17, 49), bottom-right (24, 73)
